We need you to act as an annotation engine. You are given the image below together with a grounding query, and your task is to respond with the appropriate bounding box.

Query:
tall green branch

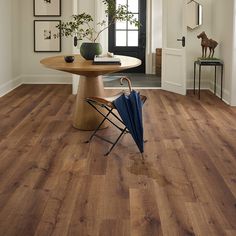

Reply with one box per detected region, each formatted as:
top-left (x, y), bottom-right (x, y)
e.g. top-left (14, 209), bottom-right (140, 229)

top-left (56, 0), bottom-right (140, 44)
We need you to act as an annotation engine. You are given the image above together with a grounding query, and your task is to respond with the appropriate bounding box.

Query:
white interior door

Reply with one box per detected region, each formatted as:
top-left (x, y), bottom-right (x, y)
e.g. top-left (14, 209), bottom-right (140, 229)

top-left (162, 0), bottom-right (187, 95)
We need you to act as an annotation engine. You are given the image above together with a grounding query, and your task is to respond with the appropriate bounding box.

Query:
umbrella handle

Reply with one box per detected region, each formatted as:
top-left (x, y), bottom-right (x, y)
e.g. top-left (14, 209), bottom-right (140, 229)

top-left (120, 77), bottom-right (132, 93)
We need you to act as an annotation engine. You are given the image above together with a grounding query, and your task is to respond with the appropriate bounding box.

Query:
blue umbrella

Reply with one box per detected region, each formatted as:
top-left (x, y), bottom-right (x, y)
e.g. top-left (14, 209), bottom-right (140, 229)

top-left (113, 90), bottom-right (145, 153)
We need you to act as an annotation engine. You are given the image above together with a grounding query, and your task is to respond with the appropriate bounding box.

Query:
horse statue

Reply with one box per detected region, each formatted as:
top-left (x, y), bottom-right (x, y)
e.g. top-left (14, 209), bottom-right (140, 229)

top-left (197, 31), bottom-right (218, 58)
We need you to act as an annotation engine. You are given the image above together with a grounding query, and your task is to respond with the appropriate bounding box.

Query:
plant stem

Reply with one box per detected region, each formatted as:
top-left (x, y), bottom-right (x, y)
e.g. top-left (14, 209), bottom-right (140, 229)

top-left (94, 17), bottom-right (115, 42)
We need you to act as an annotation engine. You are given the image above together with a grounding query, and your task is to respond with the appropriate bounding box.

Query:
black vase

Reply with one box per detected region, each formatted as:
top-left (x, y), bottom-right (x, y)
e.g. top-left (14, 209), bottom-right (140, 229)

top-left (80, 42), bottom-right (102, 60)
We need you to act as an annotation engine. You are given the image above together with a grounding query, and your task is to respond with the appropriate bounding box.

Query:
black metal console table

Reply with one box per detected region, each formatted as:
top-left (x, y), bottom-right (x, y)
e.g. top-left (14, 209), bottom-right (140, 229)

top-left (194, 60), bottom-right (224, 99)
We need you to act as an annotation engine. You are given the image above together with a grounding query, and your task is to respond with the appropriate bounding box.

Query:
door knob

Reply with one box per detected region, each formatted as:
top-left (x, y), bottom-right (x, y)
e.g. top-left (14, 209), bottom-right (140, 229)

top-left (177, 36), bottom-right (185, 47)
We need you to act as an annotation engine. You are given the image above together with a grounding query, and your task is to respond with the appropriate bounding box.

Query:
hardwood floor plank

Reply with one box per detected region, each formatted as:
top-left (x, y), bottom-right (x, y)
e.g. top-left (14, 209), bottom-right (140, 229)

top-left (186, 202), bottom-right (220, 236)
top-left (130, 186), bottom-right (163, 236)
top-left (0, 85), bottom-right (235, 235)
top-left (226, 230), bottom-right (236, 236)
top-left (67, 175), bottom-right (105, 236)
top-left (101, 154), bottom-right (130, 220)
top-left (99, 219), bottom-right (130, 236)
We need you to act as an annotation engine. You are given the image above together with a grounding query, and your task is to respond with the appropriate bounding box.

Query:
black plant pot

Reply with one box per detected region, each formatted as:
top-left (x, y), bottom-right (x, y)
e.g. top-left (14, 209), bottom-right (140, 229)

top-left (80, 42), bottom-right (102, 60)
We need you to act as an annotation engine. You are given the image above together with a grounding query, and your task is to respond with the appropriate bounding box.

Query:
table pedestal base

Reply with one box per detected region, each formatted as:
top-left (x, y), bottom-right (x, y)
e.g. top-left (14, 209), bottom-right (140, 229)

top-left (73, 75), bottom-right (107, 130)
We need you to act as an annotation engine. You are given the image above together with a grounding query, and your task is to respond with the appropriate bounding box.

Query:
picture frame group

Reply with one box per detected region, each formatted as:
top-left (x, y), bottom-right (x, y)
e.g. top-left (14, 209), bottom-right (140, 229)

top-left (34, 0), bottom-right (61, 52)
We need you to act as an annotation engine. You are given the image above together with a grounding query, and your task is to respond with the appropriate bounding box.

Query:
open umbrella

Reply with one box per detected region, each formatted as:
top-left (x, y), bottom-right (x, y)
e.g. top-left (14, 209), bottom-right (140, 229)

top-left (113, 90), bottom-right (145, 154)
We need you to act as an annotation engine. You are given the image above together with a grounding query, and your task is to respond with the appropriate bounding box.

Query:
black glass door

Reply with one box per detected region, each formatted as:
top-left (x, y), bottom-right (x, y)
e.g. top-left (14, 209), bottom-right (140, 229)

top-left (108, 0), bottom-right (146, 73)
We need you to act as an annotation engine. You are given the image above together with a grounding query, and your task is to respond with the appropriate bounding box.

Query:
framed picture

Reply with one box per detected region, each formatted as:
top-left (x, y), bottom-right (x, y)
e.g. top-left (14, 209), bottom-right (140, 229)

top-left (34, 20), bottom-right (61, 52)
top-left (34, 0), bottom-right (61, 17)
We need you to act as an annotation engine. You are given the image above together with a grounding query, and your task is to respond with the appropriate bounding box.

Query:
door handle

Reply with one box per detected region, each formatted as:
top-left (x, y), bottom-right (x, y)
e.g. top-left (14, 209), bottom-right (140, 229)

top-left (177, 36), bottom-right (185, 47)
top-left (74, 36), bottom-right (78, 47)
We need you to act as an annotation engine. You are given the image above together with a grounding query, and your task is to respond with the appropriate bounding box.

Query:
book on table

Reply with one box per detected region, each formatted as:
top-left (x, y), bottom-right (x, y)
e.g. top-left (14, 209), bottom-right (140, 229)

top-left (93, 55), bottom-right (121, 65)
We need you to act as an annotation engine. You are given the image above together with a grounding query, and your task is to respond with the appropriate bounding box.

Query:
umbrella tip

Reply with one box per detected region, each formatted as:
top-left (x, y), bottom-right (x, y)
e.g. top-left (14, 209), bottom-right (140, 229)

top-left (141, 153), bottom-right (145, 163)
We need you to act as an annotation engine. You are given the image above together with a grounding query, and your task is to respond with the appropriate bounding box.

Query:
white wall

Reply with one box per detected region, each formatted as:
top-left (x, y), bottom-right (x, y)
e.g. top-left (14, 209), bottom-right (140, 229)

top-left (186, 0), bottom-right (213, 89)
top-left (0, 0), bottom-right (21, 96)
top-left (12, 0), bottom-right (21, 78)
top-left (20, 0), bottom-right (73, 84)
top-left (0, 0), bottom-right (12, 87)
top-left (231, 0), bottom-right (236, 105)
top-left (211, 0), bottom-right (234, 103)
top-left (152, 0), bottom-right (162, 50)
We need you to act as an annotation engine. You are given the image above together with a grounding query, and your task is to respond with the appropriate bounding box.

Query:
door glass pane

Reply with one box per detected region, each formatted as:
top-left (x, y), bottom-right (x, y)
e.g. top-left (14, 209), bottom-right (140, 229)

top-left (128, 31), bottom-right (138, 46)
top-left (128, 0), bottom-right (139, 13)
top-left (116, 0), bottom-right (127, 7)
top-left (116, 21), bottom-right (127, 30)
top-left (115, 0), bottom-right (140, 47)
top-left (116, 31), bottom-right (127, 46)
top-left (128, 14), bottom-right (138, 29)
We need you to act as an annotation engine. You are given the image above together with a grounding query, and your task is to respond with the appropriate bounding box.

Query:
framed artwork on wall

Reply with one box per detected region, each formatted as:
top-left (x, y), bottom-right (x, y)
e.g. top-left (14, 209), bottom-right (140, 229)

top-left (34, 0), bottom-right (61, 17)
top-left (34, 20), bottom-right (61, 52)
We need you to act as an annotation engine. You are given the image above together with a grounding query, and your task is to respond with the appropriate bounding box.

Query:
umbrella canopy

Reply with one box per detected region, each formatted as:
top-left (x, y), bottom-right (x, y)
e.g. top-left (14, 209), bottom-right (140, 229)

top-left (113, 90), bottom-right (144, 153)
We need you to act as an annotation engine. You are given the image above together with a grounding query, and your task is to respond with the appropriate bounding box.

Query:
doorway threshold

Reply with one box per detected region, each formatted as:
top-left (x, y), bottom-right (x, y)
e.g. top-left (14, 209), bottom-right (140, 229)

top-left (103, 73), bottom-right (161, 88)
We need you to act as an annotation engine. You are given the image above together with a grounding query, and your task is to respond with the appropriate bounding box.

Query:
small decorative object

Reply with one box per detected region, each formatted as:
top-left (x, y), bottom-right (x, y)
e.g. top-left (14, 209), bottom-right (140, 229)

top-left (197, 31), bottom-right (218, 58)
top-left (64, 56), bottom-right (75, 63)
top-left (56, 0), bottom-right (140, 60)
top-left (34, 20), bottom-right (61, 52)
top-left (34, 0), bottom-right (61, 17)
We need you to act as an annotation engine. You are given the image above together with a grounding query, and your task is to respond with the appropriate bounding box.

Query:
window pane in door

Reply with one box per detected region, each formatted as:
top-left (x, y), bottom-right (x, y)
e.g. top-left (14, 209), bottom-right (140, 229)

top-left (116, 21), bottom-right (127, 30)
top-left (116, 31), bottom-right (127, 46)
top-left (128, 14), bottom-right (138, 29)
top-left (128, 31), bottom-right (138, 46)
top-left (128, 0), bottom-right (139, 13)
top-left (116, 0), bottom-right (127, 8)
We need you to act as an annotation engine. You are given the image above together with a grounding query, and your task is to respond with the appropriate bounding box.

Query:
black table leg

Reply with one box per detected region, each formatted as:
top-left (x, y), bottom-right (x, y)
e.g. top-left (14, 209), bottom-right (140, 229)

top-left (198, 65), bottom-right (201, 99)
top-left (194, 62), bottom-right (196, 94)
top-left (214, 66), bottom-right (217, 95)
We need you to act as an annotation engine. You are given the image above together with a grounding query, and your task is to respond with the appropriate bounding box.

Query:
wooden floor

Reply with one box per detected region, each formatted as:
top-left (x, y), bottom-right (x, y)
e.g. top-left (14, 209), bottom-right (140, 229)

top-left (0, 85), bottom-right (236, 236)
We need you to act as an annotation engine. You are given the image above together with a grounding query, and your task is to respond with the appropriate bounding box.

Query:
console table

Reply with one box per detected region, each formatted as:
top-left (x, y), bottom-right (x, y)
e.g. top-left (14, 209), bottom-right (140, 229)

top-left (193, 60), bottom-right (224, 99)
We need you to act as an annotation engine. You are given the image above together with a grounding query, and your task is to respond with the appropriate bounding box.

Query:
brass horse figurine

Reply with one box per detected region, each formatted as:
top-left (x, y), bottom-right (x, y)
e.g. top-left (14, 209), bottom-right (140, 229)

top-left (197, 31), bottom-right (218, 58)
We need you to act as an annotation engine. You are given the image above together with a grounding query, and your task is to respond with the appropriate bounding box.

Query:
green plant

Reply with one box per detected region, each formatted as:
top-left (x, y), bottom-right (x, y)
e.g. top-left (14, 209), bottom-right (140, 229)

top-left (56, 0), bottom-right (140, 44)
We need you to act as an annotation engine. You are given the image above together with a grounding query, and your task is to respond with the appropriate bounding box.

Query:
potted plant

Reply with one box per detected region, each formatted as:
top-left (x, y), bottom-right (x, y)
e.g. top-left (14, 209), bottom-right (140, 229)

top-left (56, 0), bottom-right (140, 60)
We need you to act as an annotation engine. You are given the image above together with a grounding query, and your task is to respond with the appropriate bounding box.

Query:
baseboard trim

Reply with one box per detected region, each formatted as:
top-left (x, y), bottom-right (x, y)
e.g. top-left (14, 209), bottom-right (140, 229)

top-left (0, 76), bottom-right (23, 97)
top-left (208, 81), bottom-right (230, 104)
top-left (187, 86), bottom-right (211, 90)
top-left (208, 88), bottom-right (230, 105)
top-left (22, 74), bottom-right (72, 84)
top-left (186, 89), bottom-right (230, 105)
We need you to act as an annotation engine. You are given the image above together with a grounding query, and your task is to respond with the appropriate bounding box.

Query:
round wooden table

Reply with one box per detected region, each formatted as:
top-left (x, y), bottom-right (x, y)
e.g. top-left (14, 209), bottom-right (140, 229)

top-left (40, 54), bottom-right (141, 130)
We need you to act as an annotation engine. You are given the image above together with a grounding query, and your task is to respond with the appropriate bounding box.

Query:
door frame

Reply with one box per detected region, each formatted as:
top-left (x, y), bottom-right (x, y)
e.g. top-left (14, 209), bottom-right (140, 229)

top-left (145, 0), bottom-right (163, 75)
